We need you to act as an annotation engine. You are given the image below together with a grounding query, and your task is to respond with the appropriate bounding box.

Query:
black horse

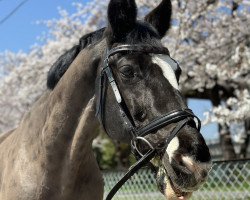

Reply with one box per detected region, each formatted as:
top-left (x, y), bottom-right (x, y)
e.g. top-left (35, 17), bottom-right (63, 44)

top-left (0, 0), bottom-right (211, 199)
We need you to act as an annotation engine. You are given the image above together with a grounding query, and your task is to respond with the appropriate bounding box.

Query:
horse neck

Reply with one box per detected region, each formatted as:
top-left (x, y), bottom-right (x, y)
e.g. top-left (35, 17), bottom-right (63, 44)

top-left (16, 40), bottom-right (105, 163)
top-left (59, 97), bottom-right (104, 199)
top-left (43, 41), bottom-right (105, 149)
top-left (44, 41), bottom-right (105, 198)
top-left (0, 41), bottom-right (105, 199)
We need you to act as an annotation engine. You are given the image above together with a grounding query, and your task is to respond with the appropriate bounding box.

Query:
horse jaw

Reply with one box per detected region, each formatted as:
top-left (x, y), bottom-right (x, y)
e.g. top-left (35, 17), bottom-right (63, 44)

top-left (156, 167), bottom-right (193, 200)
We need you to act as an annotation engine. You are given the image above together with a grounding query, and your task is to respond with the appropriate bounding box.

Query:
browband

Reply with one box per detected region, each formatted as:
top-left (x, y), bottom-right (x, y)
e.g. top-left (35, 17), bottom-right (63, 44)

top-left (106, 44), bottom-right (170, 58)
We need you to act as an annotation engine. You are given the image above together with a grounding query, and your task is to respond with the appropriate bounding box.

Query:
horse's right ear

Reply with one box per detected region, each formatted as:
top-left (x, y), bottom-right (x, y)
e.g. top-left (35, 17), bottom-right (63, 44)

top-left (145, 0), bottom-right (172, 38)
top-left (107, 0), bottom-right (137, 39)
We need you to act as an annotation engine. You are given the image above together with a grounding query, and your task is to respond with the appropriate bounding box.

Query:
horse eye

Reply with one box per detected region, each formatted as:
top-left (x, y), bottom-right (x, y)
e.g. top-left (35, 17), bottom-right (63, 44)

top-left (119, 65), bottom-right (135, 78)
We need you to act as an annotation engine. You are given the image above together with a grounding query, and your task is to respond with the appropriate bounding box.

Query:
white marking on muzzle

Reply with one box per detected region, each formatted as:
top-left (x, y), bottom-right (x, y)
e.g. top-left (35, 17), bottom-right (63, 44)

top-left (152, 54), bottom-right (179, 90)
top-left (166, 137), bottom-right (179, 163)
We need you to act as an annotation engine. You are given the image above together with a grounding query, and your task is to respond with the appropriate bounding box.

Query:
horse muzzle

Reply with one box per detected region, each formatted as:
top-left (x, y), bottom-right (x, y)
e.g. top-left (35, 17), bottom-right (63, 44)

top-left (155, 150), bottom-right (212, 199)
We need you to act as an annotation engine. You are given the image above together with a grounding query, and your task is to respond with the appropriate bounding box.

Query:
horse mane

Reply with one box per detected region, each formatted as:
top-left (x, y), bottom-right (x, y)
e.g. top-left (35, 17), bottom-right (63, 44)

top-left (47, 27), bottom-right (106, 89)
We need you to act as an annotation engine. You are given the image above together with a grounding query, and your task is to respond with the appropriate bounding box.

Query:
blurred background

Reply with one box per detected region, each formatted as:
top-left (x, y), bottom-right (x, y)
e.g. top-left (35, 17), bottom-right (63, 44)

top-left (0, 0), bottom-right (249, 199)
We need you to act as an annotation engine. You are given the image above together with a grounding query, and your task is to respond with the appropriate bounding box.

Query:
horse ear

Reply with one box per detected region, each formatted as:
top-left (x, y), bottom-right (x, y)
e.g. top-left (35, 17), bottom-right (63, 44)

top-left (144, 0), bottom-right (172, 38)
top-left (107, 0), bottom-right (137, 39)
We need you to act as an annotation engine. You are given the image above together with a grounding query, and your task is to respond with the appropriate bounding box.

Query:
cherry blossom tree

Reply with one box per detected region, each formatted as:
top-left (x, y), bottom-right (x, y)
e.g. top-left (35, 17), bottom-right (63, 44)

top-left (0, 0), bottom-right (249, 159)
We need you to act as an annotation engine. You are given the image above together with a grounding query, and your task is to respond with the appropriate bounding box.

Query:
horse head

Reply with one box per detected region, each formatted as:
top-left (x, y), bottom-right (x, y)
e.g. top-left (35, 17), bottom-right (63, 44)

top-left (97, 0), bottom-right (211, 199)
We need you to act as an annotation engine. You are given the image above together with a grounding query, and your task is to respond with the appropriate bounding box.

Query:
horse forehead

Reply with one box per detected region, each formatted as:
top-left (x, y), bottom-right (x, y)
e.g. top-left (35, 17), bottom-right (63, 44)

top-left (151, 54), bottom-right (179, 90)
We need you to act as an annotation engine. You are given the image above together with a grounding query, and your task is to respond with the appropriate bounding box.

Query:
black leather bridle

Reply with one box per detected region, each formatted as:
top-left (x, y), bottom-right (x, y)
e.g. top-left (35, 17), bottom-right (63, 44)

top-left (95, 44), bottom-right (201, 200)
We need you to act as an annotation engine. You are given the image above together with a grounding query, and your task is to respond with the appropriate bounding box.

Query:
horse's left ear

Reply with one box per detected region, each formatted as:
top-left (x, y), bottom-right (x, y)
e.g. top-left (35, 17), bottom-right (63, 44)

top-left (107, 0), bottom-right (137, 39)
top-left (144, 0), bottom-right (172, 38)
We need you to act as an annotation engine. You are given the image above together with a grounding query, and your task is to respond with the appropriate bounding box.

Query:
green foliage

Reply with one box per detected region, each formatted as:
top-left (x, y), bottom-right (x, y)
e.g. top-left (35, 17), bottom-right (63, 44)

top-left (93, 130), bottom-right (117, 170)
top-left (93, 128), bottom-right (134, 170)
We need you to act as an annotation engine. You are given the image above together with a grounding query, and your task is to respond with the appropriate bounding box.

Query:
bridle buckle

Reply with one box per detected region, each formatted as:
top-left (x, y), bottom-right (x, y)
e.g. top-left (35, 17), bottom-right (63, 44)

top-left (131, 136), bottom-right (154, 158)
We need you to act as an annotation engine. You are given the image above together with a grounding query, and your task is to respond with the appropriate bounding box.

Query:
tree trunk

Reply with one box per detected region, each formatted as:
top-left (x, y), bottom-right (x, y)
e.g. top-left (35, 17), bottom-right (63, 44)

top-left (210, 86), bottom-right (236, 160)
top-left (239, 119), bottom-right (250, 158)
top-left (219, 124), bottom-right (237, 160)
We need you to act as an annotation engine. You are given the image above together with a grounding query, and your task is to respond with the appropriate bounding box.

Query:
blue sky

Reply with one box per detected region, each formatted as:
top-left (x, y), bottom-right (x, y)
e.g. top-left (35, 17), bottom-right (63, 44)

top-left (188, 99), bottom-right (218, 140)
top-left (0, 0), bottom-right (87, 52)
top-left (0, 0), bottom-right (218, 140)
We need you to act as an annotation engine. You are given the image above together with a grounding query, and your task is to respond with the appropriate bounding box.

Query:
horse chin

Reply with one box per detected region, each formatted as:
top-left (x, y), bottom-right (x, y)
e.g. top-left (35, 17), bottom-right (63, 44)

top-left (156, 167), bottom-right (193, 200)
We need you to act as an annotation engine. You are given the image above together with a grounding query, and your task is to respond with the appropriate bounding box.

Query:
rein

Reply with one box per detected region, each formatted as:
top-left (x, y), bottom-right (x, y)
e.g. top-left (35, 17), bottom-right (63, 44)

top-left (95, 44), bottom-right (201, 200)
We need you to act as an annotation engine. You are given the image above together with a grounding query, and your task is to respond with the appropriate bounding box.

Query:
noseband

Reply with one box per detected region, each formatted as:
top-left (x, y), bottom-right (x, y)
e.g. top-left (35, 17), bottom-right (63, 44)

top-left (95, 45), bottom-right (201, 200)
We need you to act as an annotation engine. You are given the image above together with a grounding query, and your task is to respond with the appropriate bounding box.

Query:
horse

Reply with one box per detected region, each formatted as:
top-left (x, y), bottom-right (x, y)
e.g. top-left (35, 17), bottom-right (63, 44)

top-left (0, 0), bottom-right (211, 199)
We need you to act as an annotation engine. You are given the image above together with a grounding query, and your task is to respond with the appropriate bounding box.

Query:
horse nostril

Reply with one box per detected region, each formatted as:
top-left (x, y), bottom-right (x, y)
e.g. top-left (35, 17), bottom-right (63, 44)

top-left (134, 110), bottom-right (147, 122)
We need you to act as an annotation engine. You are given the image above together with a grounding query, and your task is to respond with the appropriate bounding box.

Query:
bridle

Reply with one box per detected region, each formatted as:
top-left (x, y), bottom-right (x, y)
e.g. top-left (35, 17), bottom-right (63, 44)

top-left (95, 44), bottom-right (201, 200)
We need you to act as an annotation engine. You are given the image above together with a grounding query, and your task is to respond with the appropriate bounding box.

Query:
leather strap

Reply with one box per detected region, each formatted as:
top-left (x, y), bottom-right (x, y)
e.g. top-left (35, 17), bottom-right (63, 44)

top-left (105, 149), bottom-right (156, 200)
top-left (96, 48), bottom-right (136, 135)
top-left (105, 118), bottom-right (191, 200)
top-left (107, 44), bottom-right (170, 58)
top-left (136, 109), bottom-right (200, 137)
